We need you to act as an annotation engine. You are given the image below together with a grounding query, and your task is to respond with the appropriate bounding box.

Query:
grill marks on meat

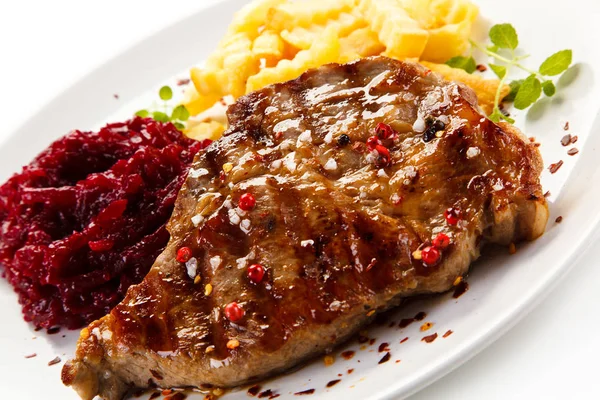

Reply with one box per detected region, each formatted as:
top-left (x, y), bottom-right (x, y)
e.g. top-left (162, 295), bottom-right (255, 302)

top-left (62, 57), bottom-right (548, 400)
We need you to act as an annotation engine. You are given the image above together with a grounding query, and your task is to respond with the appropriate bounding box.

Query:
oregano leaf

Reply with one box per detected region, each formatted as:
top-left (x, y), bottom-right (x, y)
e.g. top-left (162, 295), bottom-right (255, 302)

top-left (514, 75), bottom-right (542, 110)
top-left (542, 80), bottom-right (556, 97)
top-left (489, 64), bottom-right (507, 79)
top-left (539, 50), bottom-right (572, 76)
top-left (445, 56), bottom-right (477, 73)
top-left (489, 24), bottom-right (519, 50)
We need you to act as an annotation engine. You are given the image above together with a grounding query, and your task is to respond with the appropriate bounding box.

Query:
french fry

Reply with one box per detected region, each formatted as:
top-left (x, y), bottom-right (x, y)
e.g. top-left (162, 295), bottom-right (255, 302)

top-left (266, 0), bottom-right (356, 32)
top-left (281, 11), bottom-right (367, 51)
top-left (246, 27), bottom-right (341, 93)
top-left (420, 61), bottom-right (509, 115)
top-left (252, 30), bottom-right (285, 66)
top-left (223, 51), bottom-right (260, 98)
top-left (358, 0), bottom-right (430, 60)
top-left (227, 0), bottom-right (287, 37)
top-left (340, 27), bottom-right (385, 60)
top-left (399, 0), bottom-right (479, 62)
top-left (185, 121), bottom-right (227, 141)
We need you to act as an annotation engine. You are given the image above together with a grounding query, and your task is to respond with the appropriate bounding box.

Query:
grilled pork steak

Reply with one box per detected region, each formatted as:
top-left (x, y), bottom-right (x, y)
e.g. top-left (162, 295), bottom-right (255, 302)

top-left (62, 57), bottom-right (548, 400)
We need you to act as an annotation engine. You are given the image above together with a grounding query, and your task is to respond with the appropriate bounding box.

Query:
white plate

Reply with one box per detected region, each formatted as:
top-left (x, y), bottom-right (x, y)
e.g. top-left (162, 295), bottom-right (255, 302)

top-left (1, 0), bottom-right (600, 399)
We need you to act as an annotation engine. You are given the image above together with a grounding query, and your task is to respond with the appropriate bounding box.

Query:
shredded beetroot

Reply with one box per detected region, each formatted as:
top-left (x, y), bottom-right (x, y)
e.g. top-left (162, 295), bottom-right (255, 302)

top-left (0, 117), bottom-right (201, 329)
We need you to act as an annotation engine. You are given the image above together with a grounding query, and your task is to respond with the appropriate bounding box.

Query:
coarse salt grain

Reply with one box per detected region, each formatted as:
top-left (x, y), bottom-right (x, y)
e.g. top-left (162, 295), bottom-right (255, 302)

top-left (301, 239), bottom-right (314, 247)
top-left (228, 208), bottom-right (241, 225)
top-left (324, 131), bottom-right (334, 144)
top-left (240, 219), bottom-right (252, 234)
top-left (209, 256), bottom-right (222, 271)
top-left (377, 169), bottom-right (388, 178)
top-left (188, 168), bottom-right (209, 179)
top-left (297, 130), bottom-right (312, 146)
top-left (185, 258), bottom-right (198, 279)
top-left (466, 147), bottom-right (480, 159)
top-left (412, 116), bottom-right (426, 132)
top-left (324, 158), bottom-right (337, 170)
top-left (191, 214), bottom-right (204, 227)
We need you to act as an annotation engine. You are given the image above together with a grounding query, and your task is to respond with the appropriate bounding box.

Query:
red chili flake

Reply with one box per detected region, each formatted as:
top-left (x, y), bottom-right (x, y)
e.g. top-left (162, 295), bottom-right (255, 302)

top-left (378, 352), bottom-right (391, 364)
top-left (549, 160), bottom-right (564, 174)
top-left (529, 137), bottom-right (536, 143)
top-left (421, 333), bottom-right (438, 343)
top-left (568, 148), bottom-right (579, 156)
top-left (563, 121), bottom-right (570, 131)
top-left (24, 353), bottom-right (37, 359)
top-left (239, 193), bottom-right (256, 211)
top-left (224, 302), bottom-right (244, 322)
top-left (400, 337), bottom-right (409, 344)
top-left (199, 139), bottom-right (213, 149)
top-left (274, 131), bottom-right (283, 140)
top-left (177, 78), bottom-right (191, 86)
top-left (247, 264), bottom-right (265, 283)
top-left (443, 330), bottom-right (453, 338)
top-left (176, 247), bottom-right (192, 263)
top-left (432, 233), bottom-right (450, 249)
top-left (248, 385), bottom-right (262, 397)
top-left (544, 191), bottom-right (551, 198)
top-left (326, 379), bottom-right (341, 388)
top-left (378, 342), bottom-right (389, 352)
top-left (375, 144), bottom-right (391, 166)
top-left (561, 134), bottom-right (571, 146)
top-left (476, 64), bottom-right (488, 72)
top-left (347, 368), bottom-right (354, 374)
top-left (366, 135), bottom-right (382, 150)
top-left (375, 123), bottom-right (396, 139)
top-left (219, 171), bottom-right (226, 181)
top-left (48, 356), bottom-right (61, 366)
top-left (366, 258), bottom-right (377, 272)
top-left (294, 389), bottom-right (315, 396)
top-left (341, 350), bottom-right (355, 360)
top-left (421, 246), bottom-right (440, 266)
top-left (414, 311), bottom-right (427, 321)
top-left (444, 208), bottom-right (460, 225)
top-left (571, 135), bottom-right (578, 144)
top-left (555, 216), bottom-right (563, 223)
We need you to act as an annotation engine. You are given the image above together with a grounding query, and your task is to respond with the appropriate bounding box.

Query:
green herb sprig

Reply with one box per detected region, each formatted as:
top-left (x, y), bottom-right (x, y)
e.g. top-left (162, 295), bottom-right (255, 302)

top-left (446, 23), bottom-right (573, 124)
top-left (135, 85), bottom-right (190, 130)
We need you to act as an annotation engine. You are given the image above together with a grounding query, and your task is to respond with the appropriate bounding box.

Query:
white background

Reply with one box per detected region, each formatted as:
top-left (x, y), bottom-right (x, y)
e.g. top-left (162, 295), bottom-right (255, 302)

top-left (0, 1), bottom-right (599, 399)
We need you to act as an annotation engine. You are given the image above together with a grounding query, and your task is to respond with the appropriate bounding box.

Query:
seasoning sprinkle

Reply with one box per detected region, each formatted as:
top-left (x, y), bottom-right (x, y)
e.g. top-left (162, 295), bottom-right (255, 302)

top-left (561, 134), bottom-right (572, 146)
top-left (432, 233), bottom-right (450, 249)
top-left (443, 330), bottom-right (454, 338)
top-left (323, 355), bottom-right (335, 366)
top-left (421, 333), bottom-right (438, 343)
top-left (476, 64), bottom-right (488, 72)
top-left (366, 310), bottom-right (376, 317)
top-left (226, 339), bottom-right (240, 350)
top-left (444, 207), bottom-right (461, 225)
top-left (24, 353), bottom-right (37, 359)
top-left (222, 163), bottom-right (233, 173)
top-left (556, 216), bottom-right (563, 223)
top-left (247, 264), bottom-right (265, 283)
top-left (549, 160), bottom-right (564, 174)
top-left (412, 249), bottom-right (422, 260)
top-left (453, 276), bottom-right (463, 286)
top-left (204, 283), bottom-right (213, 295)
top-left (563, 121), bottom-right (570, 131)
top-left (420, 322), bottom-right (433, 332)
top-left (567, 148), bottom-right (579, 156)
top-left (205, 345), bottom-right (215, 354)
top-left (48, 356), bottom-right (61, 366)
top-left (421, 246), bottom-right (440, 266)
top-left (194, 275), bottom-right (201, 284)
top-left (176, 247), bottom-right (192, 263)
top-left (224, 302), bottom-right (244, 322)
top-left (239, 193), bottom-right (256, 211)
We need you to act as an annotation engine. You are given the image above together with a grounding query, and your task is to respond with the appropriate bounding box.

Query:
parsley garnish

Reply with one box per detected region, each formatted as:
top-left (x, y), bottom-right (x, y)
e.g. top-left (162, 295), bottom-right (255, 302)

top-left (135, 85), bottom-right (190, 130)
